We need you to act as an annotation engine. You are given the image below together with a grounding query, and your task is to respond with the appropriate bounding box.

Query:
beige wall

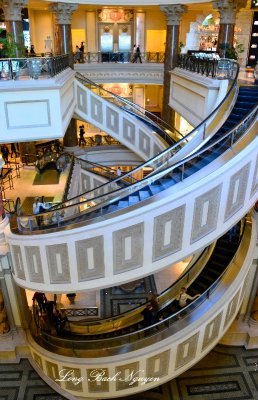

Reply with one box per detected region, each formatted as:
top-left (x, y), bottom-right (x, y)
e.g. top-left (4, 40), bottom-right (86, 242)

top-left (28, 10), bottom-right (54, 54)
top-left (71, 10), bottom-right (87, 52)
top-left (146, 9), bottom-right (166, 52)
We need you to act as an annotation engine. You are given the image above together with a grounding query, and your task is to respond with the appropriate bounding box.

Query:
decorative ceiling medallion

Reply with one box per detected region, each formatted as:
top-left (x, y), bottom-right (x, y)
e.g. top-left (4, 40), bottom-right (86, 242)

top-left (98, 9), bottom-right (133, 23)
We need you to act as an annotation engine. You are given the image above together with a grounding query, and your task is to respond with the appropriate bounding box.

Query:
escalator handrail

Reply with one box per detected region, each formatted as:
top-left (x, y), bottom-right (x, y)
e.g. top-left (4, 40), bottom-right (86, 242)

top-left (39, 59), bottom-right (239, 214)
top-left (65, 246), bottom-right (210, 328)
top-left (75, 72), bottom-right (182, 145)
top-left (75, 58), bottom-right (238, 149)
top-left (15, 89), bottom-right (257, 233)
top-left (34, 218), bottom-right (249, 351)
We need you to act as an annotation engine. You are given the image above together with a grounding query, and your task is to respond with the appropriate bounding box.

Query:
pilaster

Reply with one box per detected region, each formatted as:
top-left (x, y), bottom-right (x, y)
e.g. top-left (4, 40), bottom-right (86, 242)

top-left (212, 0), bottom-right (247, 52)
top-left (0, 0), bottom-right (28, 21)
top-left (160, 4), bottom-right (187, 126)
top-left (49, 3), bottom-right (79, 149)
top-left (0, 0), bottom-right (27, 57)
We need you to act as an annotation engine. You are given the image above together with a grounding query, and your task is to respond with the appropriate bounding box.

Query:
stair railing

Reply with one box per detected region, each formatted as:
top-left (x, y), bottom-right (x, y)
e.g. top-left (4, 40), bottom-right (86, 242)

top-left (75, 72), bottom-right (184, 145)
top-left (63, 245), bottom-right (213, 335)
top-left (11, 60), bottom-right (243, 233)
top-left (12, 99), bottom-right (256, 234)
top-left (32, 218), bottom-right (250, 354)
top-left (77, 158), bottom-right (138, 186)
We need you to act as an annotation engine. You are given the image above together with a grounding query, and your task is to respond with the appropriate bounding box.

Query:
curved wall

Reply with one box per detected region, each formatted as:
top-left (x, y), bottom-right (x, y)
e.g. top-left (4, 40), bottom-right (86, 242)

top-left (28, 219), bottom-right (255, 398)
top-left (74, 79), bottom-right (166, 160)
top-left (5, 127), bottom-right (258, 292)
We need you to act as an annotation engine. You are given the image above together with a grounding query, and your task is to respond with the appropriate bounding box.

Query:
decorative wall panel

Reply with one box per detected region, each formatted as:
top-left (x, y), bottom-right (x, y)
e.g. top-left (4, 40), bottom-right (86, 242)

top-left (5, 100), bottom-right (50, 128)
top-left (11, 245), bottom-right (25, 280)
top-left (175, 332), bottom-right (199, 369)
top-left (90, 96), bottom-right (103, 124)
top-left (93, 179), bottom-right (105, 195)
top-left (87, 368), bottom-right (109, 393)
top-left (224, 290), bottom-right (240, 328)
top-left (33, 353), bottom-right (43, 369)
top-left (106, 106), bottom-right (119, 134)
top-left (224, 164), bottom-right (250, 221)
top-left (76, 236), bottom-right (105, 281)
top-left (191, 185), bottom-right (222, 243)
top-left (62, 366), bottom-right (83, 391)
top-left (113, 223), bottom-right (144, 273)
top-left (25, 246), bottom-right (43, 283)
top-left (146, 349), bottom-right (170, 379)
top-left (250, 155), bottom-right (258, 197)
top-left (139, 130), bottom-right (151, 158)
top-left (46, 244), bottom-right (71, 283)
top-left (77, 86), bottom-right (87, 114)
top-left (45, 361), bottom-right (60, 385)
top-left (123, 118), bottom-right (136, 144)
top-left (115, 362), bottom-right (139, 390)
top-left (153, 205), bottom-right (185, 261)
top-left (81, 175), bottom-right (90, 192)
top-left (202, 312), bottom-right (223, 350)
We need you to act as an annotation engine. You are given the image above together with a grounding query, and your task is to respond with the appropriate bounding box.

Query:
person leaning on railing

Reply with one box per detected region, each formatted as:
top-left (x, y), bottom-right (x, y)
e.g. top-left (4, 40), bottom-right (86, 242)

top-left (177, 287), bottom-right (200, 308)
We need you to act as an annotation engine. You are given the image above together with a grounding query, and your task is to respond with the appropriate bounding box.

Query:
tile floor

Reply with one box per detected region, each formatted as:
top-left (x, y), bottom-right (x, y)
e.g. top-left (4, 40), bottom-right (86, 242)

top-left (1, 345), bottom-right (258, 400)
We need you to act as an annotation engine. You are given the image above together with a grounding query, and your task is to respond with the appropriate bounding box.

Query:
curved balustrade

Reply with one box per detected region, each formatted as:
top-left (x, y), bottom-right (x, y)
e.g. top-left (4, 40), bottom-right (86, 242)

top-left (0, 55), bottom-right (69, 80)
top-left (178, 55), bottom-right (235, 79)
top-left (31, 218), bottom-right (248, 356)
top-left (27, 218), bottom-right (253, 400)
top-left (76, 61), bottom-right (237, 145)
top-left (12, 85), bottom-right (257, 235)
top-left (60, 246), bottom-right (213, 335)
top-left (75, 72), bottom-right (182, 146)
top-left (79, 51), bottom-right (165, 64)
top-left (78, 158), bottom-right (138, 186)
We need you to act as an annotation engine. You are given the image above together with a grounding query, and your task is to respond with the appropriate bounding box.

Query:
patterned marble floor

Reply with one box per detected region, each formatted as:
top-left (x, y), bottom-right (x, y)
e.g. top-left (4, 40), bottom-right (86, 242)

top-left (1, 345), bottom-right (258, 400)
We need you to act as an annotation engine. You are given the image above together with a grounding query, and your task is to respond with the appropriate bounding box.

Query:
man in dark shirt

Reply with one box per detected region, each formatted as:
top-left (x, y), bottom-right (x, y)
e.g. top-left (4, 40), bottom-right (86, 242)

top-left (79, 42), bottom-right (85, 63)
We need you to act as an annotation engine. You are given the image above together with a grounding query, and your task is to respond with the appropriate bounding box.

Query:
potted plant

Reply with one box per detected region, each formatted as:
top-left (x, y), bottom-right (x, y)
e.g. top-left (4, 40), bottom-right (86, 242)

top-left (219, 42), bottom-right (244, 61)
top-left (0, 29), bottom-right (26, 79)
top-left (66, 293), bottom-right (76, 305)
top-left (0, 29), bottom-right (25, 58)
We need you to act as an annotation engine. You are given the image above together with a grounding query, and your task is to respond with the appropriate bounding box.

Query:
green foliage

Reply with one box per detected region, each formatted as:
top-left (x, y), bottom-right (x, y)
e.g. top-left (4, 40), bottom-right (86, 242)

top-left (0, 29), bottom-right (25, 58)
top-left (219, 42), bottom-right (244, 60)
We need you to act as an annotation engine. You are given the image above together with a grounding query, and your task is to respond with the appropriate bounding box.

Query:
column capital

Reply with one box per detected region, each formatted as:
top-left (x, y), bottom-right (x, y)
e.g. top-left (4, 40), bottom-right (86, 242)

top-left (212, 0), bottom-right (247, 24)
top-left (49, 2), bottom-right (78, 25)
top-left (160, 4), bottom-right (187, 26)
top-left (0, 0), bottom-right (28, 21)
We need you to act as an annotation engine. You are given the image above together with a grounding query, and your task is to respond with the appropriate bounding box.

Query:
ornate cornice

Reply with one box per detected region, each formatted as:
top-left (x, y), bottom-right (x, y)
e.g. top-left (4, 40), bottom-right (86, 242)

top-left (48, 3), bottom-right (78, 25)
top-left (0, 0), bottom-right (28, 21)
top-left (76, 69), bottom-right (163, 84)
top-left (212, 0), bottom-right (247, 24)
top-left (160, 4), bottom-right (187, 26)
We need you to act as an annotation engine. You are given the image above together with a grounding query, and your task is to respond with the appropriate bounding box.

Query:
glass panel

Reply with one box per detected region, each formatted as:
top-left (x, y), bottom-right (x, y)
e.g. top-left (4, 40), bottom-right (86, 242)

top-left (100, 25), bottom-right (113, 52)
top-left (118, 24), bottom-right (131, 51)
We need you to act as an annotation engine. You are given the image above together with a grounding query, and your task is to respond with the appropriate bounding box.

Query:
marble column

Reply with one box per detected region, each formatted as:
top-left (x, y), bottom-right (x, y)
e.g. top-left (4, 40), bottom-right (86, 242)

top-left (212, 0), bottom-right (247, 56)
top-left (49, 3), bottom-right (79, 151)
top-left (160, 4), bottom-right (187, 126)
top-left (0, 0), bottom-right (27, 57)
top-left (49, 2), bottom-right (78, 68)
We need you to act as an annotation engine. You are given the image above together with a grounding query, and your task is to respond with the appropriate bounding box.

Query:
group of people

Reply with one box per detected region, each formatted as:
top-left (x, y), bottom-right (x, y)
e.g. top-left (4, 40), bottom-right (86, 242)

top-left (32, 292), bottom-right (67, 335)
top-left (75, 41), bottom-right (85, 63)
top-left (79, 124), bottom-right (86, 146)
top-left (132, 44), bottom-right (142, 63)
top-left (141, 295), bottom-right (161, 326)
top-left (25, 44), bottom-right (36, 56)
top-left (0, 143), bottom-right (18, 163)
top-left (32, 196), bottom-right (51, 226)
top-left (141, 288), bottom-right (200, 326)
